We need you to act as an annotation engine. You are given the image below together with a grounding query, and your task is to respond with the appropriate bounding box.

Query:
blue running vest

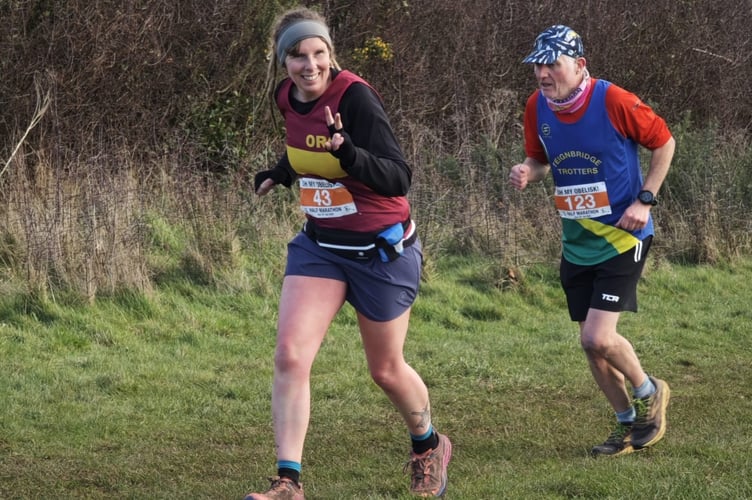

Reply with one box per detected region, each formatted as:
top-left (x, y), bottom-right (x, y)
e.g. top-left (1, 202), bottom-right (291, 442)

top-left (536, 80), bottom-right (653, 265)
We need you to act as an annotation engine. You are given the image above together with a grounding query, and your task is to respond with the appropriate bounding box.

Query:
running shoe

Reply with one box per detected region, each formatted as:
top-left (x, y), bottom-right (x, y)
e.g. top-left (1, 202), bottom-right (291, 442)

top-left (244, 476), bottom-right (304, 500)
top-left (405, 432), bottom-right (452, 497)
top-left (631, 376), bottom-right (670, 449)
top-left (591, 422), bottom-right (636, 457)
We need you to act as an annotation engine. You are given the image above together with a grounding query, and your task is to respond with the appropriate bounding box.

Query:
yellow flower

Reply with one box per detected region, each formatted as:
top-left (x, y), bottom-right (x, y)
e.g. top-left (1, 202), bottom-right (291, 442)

top-left (352, 36), bottom-right (393, 63)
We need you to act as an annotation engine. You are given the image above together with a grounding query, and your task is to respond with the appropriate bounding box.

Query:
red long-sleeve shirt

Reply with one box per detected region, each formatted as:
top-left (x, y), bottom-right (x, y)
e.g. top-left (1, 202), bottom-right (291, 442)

top-left (524, 78), bottom-right (673, 164)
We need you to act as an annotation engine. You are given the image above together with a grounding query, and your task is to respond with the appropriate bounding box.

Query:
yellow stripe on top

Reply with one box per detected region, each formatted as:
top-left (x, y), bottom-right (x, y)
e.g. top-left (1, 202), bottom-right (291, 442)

top-left (578, 218), bottom-right (640, 253)
top-left (287, 145), bottom-right (347, 178)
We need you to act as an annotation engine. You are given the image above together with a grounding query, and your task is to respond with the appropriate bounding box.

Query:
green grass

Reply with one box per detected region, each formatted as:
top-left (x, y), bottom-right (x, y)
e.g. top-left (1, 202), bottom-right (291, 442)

top-left (1, 257), bottom-right (751, 499)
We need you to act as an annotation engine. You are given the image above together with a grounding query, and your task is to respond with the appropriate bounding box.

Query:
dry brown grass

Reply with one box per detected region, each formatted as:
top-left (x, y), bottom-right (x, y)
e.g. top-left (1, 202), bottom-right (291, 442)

top-left (0, 1), bottom-right (750, 299)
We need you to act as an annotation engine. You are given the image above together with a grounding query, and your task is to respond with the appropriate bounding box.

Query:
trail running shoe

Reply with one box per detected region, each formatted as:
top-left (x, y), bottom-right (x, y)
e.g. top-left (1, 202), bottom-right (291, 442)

top-left (244, 476), bottom-right (304, 500)
top-left (406, 432), bottom-right (452, 497)
top-left (591, 422), bottom-right (636, 457)
top-left (631, 376), bottom-right (670, 449)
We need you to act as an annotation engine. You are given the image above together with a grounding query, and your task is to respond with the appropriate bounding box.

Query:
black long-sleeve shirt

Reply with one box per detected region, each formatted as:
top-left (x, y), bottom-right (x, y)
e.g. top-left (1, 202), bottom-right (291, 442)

top-left (271, 70), bottom-right (412, 197)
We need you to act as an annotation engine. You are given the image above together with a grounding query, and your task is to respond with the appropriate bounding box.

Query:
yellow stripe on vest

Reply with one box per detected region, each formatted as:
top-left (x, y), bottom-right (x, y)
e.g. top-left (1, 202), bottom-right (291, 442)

top-left (287, 146), bottom-right (347, 178)
top-left (577, 218), bottom-right (640, 253)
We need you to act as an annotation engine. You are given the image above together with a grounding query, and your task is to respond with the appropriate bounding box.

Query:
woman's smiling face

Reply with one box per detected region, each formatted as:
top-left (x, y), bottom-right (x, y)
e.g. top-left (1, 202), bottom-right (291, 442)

top-left (285, 37), bottom-right (332, 102)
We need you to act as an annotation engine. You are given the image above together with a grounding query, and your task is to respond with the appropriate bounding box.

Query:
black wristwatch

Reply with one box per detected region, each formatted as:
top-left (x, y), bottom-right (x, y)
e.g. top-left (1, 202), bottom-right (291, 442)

top-left (637, 190), bottom-right (658, 206)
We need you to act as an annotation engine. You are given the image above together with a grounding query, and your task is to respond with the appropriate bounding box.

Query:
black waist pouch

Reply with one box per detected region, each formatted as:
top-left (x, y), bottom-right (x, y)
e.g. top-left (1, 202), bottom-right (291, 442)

top-left (303, 219), bottom-right (416, 262)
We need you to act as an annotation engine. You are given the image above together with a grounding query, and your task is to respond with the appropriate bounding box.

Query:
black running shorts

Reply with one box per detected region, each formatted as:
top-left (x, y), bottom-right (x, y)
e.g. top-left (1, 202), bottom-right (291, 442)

top-left (559, 236), bottom-right (653, 321)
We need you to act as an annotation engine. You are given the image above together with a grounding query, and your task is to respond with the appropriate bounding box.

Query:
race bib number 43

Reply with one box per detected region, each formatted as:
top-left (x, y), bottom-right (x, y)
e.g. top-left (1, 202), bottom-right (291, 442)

top-left (299, 177), bottom-right (358, 218)
top-left (554, 181), bottom-right (612, 219)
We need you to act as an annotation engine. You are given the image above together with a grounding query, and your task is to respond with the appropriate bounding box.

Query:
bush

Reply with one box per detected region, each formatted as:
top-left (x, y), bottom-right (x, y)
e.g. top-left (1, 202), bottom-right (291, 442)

top-left (0, 0), bottom-right (750, 299)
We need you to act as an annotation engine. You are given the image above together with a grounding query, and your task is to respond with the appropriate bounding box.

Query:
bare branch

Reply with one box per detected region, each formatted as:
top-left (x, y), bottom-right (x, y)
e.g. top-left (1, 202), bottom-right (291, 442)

top-left (0, 75), bottom-right (52, 179)
top-left (691, 47), bottom-right (736, 65)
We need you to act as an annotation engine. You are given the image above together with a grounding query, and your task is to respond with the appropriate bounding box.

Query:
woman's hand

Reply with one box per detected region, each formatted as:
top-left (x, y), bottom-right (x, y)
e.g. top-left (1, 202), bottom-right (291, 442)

top-left (324, 105), bottom-right (345, 152)
top-left (254, 170), bottom-right (278, 195)
top-left (323, 105), bottom-right (355, 165)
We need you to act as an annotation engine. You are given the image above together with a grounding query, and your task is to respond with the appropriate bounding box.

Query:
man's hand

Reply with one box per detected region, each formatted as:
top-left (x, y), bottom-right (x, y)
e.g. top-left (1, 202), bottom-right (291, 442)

top-left (615, 201), bottom-right (651, 231)
top-left (509, 163), bottom-right (533, 190)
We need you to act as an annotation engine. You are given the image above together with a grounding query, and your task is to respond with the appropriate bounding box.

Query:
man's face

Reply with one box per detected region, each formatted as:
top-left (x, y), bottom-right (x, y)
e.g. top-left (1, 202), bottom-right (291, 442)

top-left (533, 55), bottom-right (584, 101)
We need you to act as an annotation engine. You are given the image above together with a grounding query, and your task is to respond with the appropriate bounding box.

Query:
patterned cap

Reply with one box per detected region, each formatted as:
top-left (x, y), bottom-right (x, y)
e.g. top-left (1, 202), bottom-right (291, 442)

top-left (522, 25), bottom-right (584, 64)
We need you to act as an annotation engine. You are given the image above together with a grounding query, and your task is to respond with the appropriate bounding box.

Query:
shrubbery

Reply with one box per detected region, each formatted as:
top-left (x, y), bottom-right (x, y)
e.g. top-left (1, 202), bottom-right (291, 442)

top-left (0, 0), bottom-right (750, 299)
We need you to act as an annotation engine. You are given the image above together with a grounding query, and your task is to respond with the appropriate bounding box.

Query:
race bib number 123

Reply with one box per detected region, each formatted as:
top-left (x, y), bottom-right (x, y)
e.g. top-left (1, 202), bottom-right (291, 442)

top-left (554, 181), bottom-right (612, 219)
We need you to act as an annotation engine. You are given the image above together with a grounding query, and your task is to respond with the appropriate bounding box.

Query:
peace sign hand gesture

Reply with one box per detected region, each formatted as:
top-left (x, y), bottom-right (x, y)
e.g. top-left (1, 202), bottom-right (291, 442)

top-left (324, 105), bottom-right (356, 166)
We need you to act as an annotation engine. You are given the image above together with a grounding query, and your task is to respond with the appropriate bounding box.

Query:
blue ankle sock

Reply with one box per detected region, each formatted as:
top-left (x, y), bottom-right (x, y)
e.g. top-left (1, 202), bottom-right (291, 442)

top-left (410, 425), bottom-right (438, 454)
top-left (633, 376), bottom-right (656, 399)
top-left (616, 407), bottom-right (636, 424)
top-left (410, 425), bottom-right (434, 442)
top-left (277, 460), bottom-right (301, 484)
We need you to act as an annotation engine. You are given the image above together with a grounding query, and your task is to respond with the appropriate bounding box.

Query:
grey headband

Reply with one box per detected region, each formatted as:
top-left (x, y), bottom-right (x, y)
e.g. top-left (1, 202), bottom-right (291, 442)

top-left (276, 20), bottom-right (332, 66)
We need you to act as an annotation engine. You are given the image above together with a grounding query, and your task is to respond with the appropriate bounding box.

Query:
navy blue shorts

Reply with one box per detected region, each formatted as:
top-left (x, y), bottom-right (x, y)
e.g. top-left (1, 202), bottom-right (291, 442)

top-left (559, 236), bottom-right (652, 322)
top-left (285, 231), bottom-right (422, 322)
